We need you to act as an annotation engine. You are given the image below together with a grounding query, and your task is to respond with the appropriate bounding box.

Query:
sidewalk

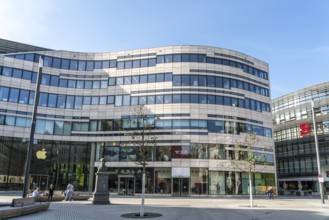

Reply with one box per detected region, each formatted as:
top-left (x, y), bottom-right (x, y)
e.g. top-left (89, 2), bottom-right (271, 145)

top-left (0, 195), bottom-right (328, 220)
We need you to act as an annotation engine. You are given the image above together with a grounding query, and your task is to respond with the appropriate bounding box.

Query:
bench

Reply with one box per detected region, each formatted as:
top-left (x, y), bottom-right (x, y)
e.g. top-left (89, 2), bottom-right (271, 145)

top-left (0, 197), bottom-right (49, 219)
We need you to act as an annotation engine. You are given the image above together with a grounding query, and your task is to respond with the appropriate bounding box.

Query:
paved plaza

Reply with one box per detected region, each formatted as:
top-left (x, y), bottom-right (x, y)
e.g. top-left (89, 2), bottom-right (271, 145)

top-left (0, 195), bottom-right (329, 220)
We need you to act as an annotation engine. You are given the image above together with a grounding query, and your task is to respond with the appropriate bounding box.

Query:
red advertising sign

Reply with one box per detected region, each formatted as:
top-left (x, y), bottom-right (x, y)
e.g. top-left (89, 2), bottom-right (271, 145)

top-left (171, 146), bottom-right (190, 158)
top-left (299, 122), bottom-right (311, 137)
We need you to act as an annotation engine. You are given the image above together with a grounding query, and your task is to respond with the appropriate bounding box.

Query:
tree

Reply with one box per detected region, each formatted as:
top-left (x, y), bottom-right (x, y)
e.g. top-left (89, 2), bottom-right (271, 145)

top-left (126, 104), bottom-right (157, 217)
top-left (230, 133), bottom-right (273, 207)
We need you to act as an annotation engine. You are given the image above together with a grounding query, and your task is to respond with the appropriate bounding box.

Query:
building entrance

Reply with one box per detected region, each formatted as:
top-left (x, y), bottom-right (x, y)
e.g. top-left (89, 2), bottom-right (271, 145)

top-left (29, 175), bottom-right (49, 191)
top-left (118, 175), bottom-right (135, 195)
top-left (173, 178), bottom-right (189, 197)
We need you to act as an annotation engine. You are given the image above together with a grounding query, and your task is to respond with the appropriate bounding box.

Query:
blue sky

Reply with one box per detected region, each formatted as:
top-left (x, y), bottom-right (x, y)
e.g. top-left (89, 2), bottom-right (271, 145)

top-left (1, 0), bottom-right (328, 99)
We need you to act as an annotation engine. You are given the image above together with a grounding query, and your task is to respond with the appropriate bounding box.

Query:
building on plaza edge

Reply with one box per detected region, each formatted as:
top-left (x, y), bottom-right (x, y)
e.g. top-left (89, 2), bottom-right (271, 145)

top-left (0, 40), bottom-right (275, 196)
top-left (273, 82), bottom-right (329, 196)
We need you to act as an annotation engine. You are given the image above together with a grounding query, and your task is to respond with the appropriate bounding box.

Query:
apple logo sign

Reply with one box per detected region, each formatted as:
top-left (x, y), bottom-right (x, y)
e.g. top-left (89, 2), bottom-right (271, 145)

top-left (36, 148), bottom-right (47, 160)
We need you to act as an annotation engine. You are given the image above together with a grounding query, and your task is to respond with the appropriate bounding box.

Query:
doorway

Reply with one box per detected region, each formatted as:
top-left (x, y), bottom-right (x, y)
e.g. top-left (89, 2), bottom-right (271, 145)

top-left (118, 175), bottom-right (135, 195)
top-left (173, 178), bottom-right (189, 197)
top-left (29, 175), bottom-right (49, 191)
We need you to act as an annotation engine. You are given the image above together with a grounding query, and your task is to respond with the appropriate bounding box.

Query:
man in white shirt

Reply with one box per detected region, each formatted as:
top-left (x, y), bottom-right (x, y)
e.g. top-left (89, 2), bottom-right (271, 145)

top-left (65, 183), bottom-right (74, 201)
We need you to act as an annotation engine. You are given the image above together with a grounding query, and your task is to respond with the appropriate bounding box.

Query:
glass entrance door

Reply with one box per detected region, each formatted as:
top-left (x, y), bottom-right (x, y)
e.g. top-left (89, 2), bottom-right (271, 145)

top-left (173, 178), bottom-right (189, 197)
top-left (29, 175), bottom-right (49, 191)
top-left (118, 175), bottom-right (135, 195)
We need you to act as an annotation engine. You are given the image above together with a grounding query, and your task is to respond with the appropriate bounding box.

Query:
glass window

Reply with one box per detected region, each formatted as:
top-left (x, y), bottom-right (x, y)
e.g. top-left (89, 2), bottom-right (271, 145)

top-left (173, 94), bottom-right (181, 103)
top-left (38, 92), bottom-right (48, 106)
top-left (231, 98), bottom-right (238, 107)
top-left (190, 75), bottom-right (198, 86)
top-left (93, 81), bottom-right (101, 88)
top-left (132, 75), bottom-right (139, 84)
top-left (54, 121), bottom-right (64, 135)
top-left (165, 73), bottom-right (172, 82)
top-left (199, 94), bottom-right (207, 104)
top-left (70, 60), bottom-right (78, 70)
top-left (50, 75), bottom-right (59, 87)
top-left (92, 96), bottom-right (99, 105)
top-left (164, 94), bottom-right (172, 104)
top-left (86, 61), bottom-right (94, 71)
top-left (231, 79), bottom-right (237, 88)
top-left (110, 60), bottom-right (117, 68)
top-left (108, 77), bottom-right (116, 86)
top-left (8, 88), bottom-right (19, 103)
top-left (59, 78), bottom-right (68, 87)
top-left (41, 74), bottom-right (50, 85)
top-left (117, 61), bottom-right (124, 69)
top-left (22, 70), bottom-right (32, 80)
top-left (31, 72), bottom-right (37, 83)
top-left (83, 96), bottom-right (91, 105)
top-left (102, 60), bottom-right (110, 69)
top-left (216, 96), bottom-right (223, 105)
top-left (125, 60), bottom-right (133, 69)
top-left (148, 58), bottom-right (156, 66)
top-left (198, 75), bottom-right (206, 87)
top-left (182, 54), bottom-right (189, 62)
top-left (131, 96), bottom-right (139, 105)
top-left (147, 95), bottom-right (155, 104)
top-left (35, 120), bottom-right (46, 134)
top-left (52, 57), bottom-right (61, 68)
top-left (78, 61), bottom-right (86, 71)
top-left (68, 79), bottom-right (76, 88)
top-left (190, 54), bottom-right (198, 62)
top-left (156, 73), bottom-right (164, 82)
top-left (74, 96), bottom-right (83, 109)
top-left (115, 95), bottom-right (122, 106)
top-left (182, 94), bottom-right (189, 103)
top-left (156, 95), bottom-right (163, 104)
top-left (208, 95), bottom-right (215, 104)
top-left (123, 95), bottom-right (130, 106)
top-left (133, 60), bottom-right (140, 68)
top-left (173, 54), bottom-right (181, 62)
top-left (19, 89), bottom-right (29, 104)
top-left (107, 95), bottom-right (114, 104)
top-left (15, 117), bottom-right (27, 127)
top-left (100, 96), bottom-right (107, 105)
top-left (157, 55), bottom-right (165, 64)
top-left (0, 87), bottom-right (9, 101)
top-left (116, 77), bottom-right (123, 85)
top-left (223, 78), bottom-right (230, 89)
top-left (140, 59), bottom-right (148, 67)
top-left (12, 69), bottom-right (22, 78)
top-left (25, 53), bottom-right (35, 62)
top-left (61, 59), bottom-right (70, 69)
top-left (148, 74), bottom-right (156, 83)
top-left (140, 75), bottom-right (147, 84)
top-left (57, 95), bottom-right (65, 108)
top-left (191, 94), bottom-right (198, 103)
top-left (181, 75), bottom-right (190, 86)
top-left (165, 55), bottom-right (172, 63)
top-left (124, 76), bottom-right (131, 85)
top-left (85, 81), bottom-right (92, 89)
top-left (44, 120), bottom-right (54, 135)
top-left (76, 80), bottom-right (84, 89)
top-left (44, 56), bottom-right (52, 67)
top-left (224, 97), bottom-right (231, 106)
top-left (95, 61), bottom-right (102, 69)
top-left (139, 96), bottom-right (146, 105)
top-left (173, 75), bottom-right (181, 86)
top-left (48, 94), bottom-right (57, 108)
top-left (5, 116), bottom-right (15, 126)
top-left (66, 96), bottom-right (74, 109)
top-left (207, 76), bottom-right (215, 87)
top-left (198, 54), bottom-right (206, 63)
top-left (2, 67), bottom-right (12, 77)
top-left (29, 91), bottom-right (35, 105)
top-left (101, 80), bottom-right (107, 88)
top-left (63, 122), bottom-right (72, 135)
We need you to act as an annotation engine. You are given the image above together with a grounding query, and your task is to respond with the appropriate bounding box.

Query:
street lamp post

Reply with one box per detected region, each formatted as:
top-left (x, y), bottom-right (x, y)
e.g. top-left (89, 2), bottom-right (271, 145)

top-left (22, 55), bottom-right (43, 198)
top-left (311, 100), bottom-right (325, 204)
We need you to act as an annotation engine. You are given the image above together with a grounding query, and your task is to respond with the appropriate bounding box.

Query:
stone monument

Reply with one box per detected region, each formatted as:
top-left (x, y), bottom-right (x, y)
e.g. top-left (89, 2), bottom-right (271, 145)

top-left (92, 158), bottom-right (110, 205)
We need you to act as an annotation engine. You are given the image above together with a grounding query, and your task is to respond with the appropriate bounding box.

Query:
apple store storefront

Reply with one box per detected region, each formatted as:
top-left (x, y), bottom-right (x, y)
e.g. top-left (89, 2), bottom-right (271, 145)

top-left (0, 45), bottom-right (275, 196)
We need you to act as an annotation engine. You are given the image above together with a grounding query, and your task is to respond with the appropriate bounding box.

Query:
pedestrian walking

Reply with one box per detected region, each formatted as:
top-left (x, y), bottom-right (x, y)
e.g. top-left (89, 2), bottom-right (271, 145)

top-left (65, 182), bottom-right (74, 201)
top-left (47, 184), bottom-right (54, 201)
top-left (266, 186), bottom-right (274, 200)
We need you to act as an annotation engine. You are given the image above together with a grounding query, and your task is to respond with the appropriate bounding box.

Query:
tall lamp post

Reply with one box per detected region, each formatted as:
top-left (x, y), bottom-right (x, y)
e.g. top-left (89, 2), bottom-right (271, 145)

top-left (22, 55), bottom-right (43, 198)
top-left (311, 100), bottom-right (325, 204)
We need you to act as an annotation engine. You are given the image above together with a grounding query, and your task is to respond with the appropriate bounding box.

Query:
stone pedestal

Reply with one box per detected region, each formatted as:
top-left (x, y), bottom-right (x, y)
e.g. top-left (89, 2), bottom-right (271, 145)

top-left (93, 171), bottom-right (110, 205)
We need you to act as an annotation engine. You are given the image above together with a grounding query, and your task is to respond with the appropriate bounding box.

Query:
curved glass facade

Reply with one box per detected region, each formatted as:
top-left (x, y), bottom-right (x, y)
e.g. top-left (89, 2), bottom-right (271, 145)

top-left (273, 82), bottom-right (329, 195)
top-left (0, 45), bottom-right (274, 196)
